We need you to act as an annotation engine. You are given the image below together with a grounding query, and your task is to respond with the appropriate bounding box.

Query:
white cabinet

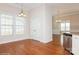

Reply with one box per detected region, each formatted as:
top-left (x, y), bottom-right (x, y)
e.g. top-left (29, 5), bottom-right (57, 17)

top-left (72, 35), bottom-right (79, 55)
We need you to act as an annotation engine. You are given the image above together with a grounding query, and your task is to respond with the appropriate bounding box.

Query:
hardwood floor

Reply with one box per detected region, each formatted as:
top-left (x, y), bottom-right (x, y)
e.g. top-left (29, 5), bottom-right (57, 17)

top-left (0, 35), bottom-right (71, 55)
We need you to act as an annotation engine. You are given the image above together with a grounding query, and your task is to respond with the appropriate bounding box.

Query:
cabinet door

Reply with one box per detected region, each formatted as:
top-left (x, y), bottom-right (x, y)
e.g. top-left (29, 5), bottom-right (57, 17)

top-left (72, 35), bottom-right (79, 55)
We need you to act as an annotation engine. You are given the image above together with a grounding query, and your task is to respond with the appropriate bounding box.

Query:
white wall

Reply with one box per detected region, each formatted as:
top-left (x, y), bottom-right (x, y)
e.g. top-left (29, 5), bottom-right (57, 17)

top-left (30, 4), bottom-right (52, 43)
top-left (43, 5), bottom-right (53, 43)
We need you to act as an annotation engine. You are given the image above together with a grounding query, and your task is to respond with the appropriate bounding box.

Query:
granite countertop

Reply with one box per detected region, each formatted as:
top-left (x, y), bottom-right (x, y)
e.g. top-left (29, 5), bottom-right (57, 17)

top-left (71, 32), bottom-right (79, 35)
top-left (63, 32), bottom-right (79, 35)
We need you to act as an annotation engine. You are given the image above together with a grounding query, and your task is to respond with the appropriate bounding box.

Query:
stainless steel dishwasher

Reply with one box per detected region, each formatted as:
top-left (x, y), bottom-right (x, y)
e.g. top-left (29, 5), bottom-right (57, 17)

top-left (63, 33), bottom-right (72, 53)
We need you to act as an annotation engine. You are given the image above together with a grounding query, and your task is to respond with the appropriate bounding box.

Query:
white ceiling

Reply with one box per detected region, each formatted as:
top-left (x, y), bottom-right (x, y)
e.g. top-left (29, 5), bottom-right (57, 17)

top-left (49, 3), bottom-right (79, 15)
top-left (3, 3), bottom-right (79, 15)
top-left (7, 3), bottom-right (44, 11)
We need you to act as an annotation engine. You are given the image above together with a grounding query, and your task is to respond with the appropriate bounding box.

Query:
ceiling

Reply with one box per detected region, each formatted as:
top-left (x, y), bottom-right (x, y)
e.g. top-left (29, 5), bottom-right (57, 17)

top-left (49, 3), bottom-right (79, 15)
top-left (7, 3), bottom-right (44, 11)
top-left (3, 3), bottom-right (79, 15)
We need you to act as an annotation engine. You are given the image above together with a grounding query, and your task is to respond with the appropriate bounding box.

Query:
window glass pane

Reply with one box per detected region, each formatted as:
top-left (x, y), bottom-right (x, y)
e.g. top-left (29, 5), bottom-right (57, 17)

top-left (16, 29), bottom-right (24, 34)
top-left (1, 14), bottom-right (13, 25)
top-left (1, 26), bottom-right (12, 29)
top-left (15, 26), bottom-right (24, 29)
top-left (61, 22), bottom-right (70, 31)
top-left (1, 14), bottom-right (12, 18)
top-left (16, 17), bottom-right (25, 25)
top-left (15, 20), bottom-right (24, 25)
top-left (1, 26), bottom-right (12, 35)
top-left (1, 30), bottom-right (12, 35)
top-left (66, 23), bottom-right (70, 31)
top-left (61, 23), bottom-right (65, 31)
top-left (15, 25), bottom-right (24, 34)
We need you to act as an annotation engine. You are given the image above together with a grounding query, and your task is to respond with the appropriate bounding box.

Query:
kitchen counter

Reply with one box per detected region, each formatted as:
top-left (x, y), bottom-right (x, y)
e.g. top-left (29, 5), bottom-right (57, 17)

top-left (64, 32), bottom-right (79, 35)
top-left (72, 32), bottom-right (79, 35)
top-left (63, 33), bottom-right (72, 36)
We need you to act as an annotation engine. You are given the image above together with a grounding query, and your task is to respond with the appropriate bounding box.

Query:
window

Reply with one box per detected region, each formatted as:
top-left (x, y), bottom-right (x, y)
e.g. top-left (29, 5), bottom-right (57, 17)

top-left (66, 23), bottom-right (70, 31)
top-left (61, 21), bottom-right (70, 32)
top-left (0, 14), bottom-right (26, 36)
top-left (15, 17), bottom-right (25, 34)
top-left (0, 14), bottom-right (13, 35)
top-left (61, 23), bottom-right (65, 31)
